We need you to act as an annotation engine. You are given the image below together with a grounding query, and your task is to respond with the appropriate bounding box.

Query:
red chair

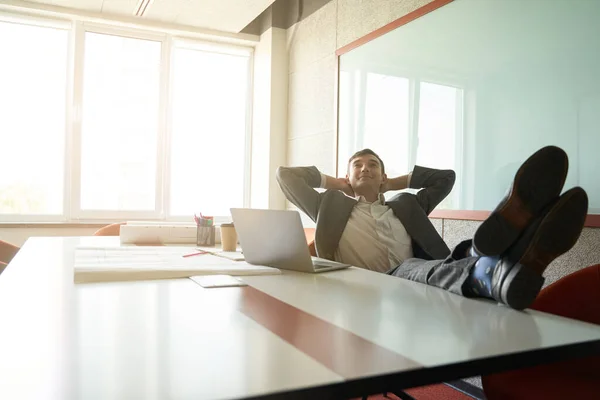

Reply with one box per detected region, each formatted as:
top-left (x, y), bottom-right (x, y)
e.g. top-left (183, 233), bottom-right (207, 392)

top-left (0, 240), bottom-right (20, 264)
top-left (304, 227), bottom-right (316, 256)
top-left (0, 240), bottom-right (20, 274)
top-left (482, 264), bottom-right (600, 399)
top-left (93, 222), bottom-right (126, 236)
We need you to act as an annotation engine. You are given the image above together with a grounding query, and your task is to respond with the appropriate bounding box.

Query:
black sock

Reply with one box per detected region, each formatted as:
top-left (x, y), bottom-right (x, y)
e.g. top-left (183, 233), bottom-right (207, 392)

top-left (463, 256), bottom-right (499, 298)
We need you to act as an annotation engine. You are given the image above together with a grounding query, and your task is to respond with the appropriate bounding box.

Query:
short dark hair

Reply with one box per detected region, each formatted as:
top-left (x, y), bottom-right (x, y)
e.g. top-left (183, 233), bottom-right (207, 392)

top-left (348, 148), bottom-right (385, 174)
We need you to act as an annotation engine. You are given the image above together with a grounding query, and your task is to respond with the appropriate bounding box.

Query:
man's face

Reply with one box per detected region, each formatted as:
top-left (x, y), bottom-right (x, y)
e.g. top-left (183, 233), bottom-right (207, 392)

top-left (346, 154), bottom-right (387, 193)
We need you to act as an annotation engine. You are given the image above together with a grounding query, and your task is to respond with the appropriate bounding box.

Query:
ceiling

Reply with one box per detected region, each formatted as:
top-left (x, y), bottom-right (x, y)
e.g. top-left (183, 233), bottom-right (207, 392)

top-left (22, 0), bottom-right (277, 33)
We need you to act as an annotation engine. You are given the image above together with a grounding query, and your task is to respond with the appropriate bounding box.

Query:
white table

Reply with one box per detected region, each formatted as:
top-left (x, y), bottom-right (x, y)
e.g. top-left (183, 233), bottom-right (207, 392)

top-left (1, 236), bottom-right (600, 400)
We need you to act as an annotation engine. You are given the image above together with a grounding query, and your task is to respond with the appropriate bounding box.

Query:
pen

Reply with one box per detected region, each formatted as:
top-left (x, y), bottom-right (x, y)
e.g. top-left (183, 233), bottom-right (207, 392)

top-left (183, 250), bottom-right (209, 258)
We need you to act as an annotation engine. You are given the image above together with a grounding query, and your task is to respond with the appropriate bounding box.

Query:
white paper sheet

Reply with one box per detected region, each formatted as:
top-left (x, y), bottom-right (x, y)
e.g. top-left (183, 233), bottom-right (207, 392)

top-left (74, 246), bottom-right (279, 283)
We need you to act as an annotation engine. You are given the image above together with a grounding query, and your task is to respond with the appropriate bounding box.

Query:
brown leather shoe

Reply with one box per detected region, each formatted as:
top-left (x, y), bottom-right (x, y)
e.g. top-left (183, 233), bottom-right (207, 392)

top-left (473, 146), bottom-right (569, 256)
top-left (491, 187), bottom-right (588, 310)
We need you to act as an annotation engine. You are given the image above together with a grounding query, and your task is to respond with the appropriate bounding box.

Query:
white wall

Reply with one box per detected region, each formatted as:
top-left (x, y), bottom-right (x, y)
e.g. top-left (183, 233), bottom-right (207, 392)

top-left (251, 28), bottom-right (274, 208)
top-left (250, 27), bottom-right (288, 210)
top-left (268, 28), bottom-right (288, 209)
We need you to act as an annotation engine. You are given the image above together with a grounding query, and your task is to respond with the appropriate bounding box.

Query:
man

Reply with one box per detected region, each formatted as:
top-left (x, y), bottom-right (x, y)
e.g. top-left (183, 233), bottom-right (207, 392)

top-left (276, 146), bottom-right (588, 310)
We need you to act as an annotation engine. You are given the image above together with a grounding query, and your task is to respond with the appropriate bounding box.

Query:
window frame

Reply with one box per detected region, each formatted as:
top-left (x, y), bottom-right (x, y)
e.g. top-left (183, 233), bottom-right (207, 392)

top-left (164, 38), bottom-right (254, 223)
top-left (411, 78), bottom-right (465, 209)
top-left (71, 23), bottom-right (169, 221)
top-left (0, 13), bottom-right (254, 223)
top-left (0, 13), bottom-right (71, 223)
top-left (337, 67), bottom-right (465, 208)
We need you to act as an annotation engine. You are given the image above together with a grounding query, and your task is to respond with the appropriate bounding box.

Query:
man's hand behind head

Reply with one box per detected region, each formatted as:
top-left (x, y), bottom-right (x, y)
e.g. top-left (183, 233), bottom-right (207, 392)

top-left (335, 177), bottom-right (355, 197)
top-left (323, 175), bottom-right (355, 197)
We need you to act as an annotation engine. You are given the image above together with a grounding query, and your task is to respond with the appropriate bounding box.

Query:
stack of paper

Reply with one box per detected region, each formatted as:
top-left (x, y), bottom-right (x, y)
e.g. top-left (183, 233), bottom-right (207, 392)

top-left (119, 224), bottom-right (198, 245)
top-left (196, 247), bottom-right (245, 261)
top-left (74, 246), bottom-right (279, 283)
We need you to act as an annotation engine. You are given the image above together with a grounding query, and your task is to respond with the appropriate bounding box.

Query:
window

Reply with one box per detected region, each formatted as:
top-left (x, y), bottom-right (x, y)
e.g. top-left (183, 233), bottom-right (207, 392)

top-left (0, 15), bottom-right (252, 222)
top-left (169, 43), bottom-right (249, 217)
top-left (363, 73), bottom-right (410, 180)
top-left (0, 20), bottom-right (69, 217)
top-left (416, 82), bottom-right (461, 171)
top-left (337, 72), bottom-right (410, 178)
top-left (415, 81), bottom-right (463, 208)
top-left (79, 32), bottom-right (162, 215)
top-left (337, 70), bottom-right (463, 208)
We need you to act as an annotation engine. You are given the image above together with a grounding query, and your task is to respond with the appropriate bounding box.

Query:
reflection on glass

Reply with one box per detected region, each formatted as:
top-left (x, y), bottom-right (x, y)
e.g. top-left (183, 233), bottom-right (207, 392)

top-left (80, 32), bottom-right (161, 211)
top-left (337, 70), bottom-right (352, 175)
top-left (417, 82), bottom-right (462, 209)
top-left (364, 73), bottom-right (410, 179)
top-left (337, 0), bottom-right (600, 213)
top-left (0, 22), bottom-right (68, 214)
top-left (337, 69), bottom-right (463, 205)
top-left (577, 94), bottom-right (600, 213)
top-left (337, 71), bottom-right (409, 179)
top-left (169, 47), bottom-right (248, 217)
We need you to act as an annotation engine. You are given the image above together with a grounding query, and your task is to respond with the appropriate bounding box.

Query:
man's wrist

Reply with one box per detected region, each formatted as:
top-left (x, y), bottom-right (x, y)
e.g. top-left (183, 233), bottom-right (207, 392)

top-left (386, 174), bottom-right (410, 191)
top-left (322, 174), bottom-right (350, 192)
top-left (321, 173), bottom-right (339, 190)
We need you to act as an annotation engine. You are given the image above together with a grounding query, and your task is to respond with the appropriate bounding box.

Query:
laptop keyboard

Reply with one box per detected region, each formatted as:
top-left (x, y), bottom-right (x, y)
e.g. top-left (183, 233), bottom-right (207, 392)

top-left (311, 257), bottom-right (346, 269)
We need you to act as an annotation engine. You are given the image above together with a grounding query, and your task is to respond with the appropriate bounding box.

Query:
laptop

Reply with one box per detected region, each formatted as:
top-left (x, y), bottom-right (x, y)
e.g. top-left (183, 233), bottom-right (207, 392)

top-left (230, 208), bottom-right (351, 273)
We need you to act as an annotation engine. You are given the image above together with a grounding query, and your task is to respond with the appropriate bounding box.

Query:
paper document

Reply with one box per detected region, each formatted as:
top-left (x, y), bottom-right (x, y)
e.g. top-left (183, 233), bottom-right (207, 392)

top-left (74, 246), bottom-right (279, 283)
top-left (195, 246), bottom-right (244, 261)
top-left (190, 275), bottom-right (248, 288)
top-left (205, 251), bottom-right (245, 261)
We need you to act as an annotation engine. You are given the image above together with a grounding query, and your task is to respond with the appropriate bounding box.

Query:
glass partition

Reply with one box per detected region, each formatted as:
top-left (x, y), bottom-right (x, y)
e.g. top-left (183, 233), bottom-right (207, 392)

top-left (338, 0), bottom-right (600, 214)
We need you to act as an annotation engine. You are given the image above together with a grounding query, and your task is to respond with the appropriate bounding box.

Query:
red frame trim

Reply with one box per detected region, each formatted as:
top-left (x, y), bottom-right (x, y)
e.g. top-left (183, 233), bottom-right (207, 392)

top-left (430, 210), bottom-right (600, 228)
top-left (429, 210), bottom-right (491, 221)
top-left (335, 0), bottom-right (600, 228)
top-left (335, 0), bottom-right (454, 56)
top-left (584, 214), bottom-right (600, 227)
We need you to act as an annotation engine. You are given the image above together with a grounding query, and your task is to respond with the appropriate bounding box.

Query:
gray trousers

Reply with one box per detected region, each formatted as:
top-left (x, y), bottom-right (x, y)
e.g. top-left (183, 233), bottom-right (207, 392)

top-left (387, 240), bottom-right (478, 296)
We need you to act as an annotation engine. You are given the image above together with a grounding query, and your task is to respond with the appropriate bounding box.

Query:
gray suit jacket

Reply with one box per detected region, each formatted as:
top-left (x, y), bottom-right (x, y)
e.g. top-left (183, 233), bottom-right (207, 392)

top-left (275, 165), bottom-right (455, 262)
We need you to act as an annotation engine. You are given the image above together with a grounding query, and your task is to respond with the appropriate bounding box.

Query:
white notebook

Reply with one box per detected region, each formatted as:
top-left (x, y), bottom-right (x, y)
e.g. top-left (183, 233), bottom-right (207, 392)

top-left (74, 246), bottom-right (279, 283)
top-left (119, 224), bottom-right (198, 245)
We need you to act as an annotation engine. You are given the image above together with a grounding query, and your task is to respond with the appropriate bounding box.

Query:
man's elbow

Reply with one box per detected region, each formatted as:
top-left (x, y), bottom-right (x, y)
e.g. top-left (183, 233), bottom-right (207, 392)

top-left (275, 166), bottom-right (288, 183)
top-left (444, 170), bottom-right (457, 194)
top-left (447, 169), bottom-right (456, 185)
top-left (276, 166), bottom-right (297, 188)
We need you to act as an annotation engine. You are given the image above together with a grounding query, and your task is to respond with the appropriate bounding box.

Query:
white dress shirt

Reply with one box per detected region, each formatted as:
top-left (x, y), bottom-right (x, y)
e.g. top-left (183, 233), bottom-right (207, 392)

top-left (320, 174), bottom-right (414, 273)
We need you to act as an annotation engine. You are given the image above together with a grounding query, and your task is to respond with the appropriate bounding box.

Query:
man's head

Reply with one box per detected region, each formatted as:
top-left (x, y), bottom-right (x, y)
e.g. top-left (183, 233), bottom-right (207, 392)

top-left (346, 149), bottom-right (387, 196)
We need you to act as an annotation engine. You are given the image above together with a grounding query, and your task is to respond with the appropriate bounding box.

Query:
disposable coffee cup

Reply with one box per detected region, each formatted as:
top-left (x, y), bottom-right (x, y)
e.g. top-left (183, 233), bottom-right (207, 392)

top-left (220, 223), bottom-right (237, 252)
